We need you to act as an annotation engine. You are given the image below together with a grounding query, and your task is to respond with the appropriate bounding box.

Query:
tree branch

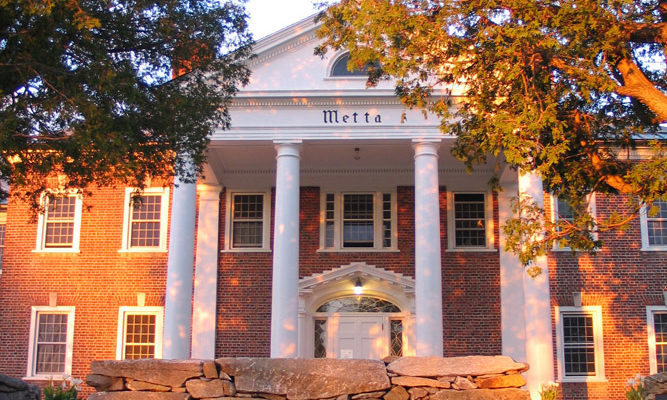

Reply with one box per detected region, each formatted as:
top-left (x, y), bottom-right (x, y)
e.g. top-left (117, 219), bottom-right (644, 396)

top-left (615, 57), bottom-right (667, 122)
top-left (626, 22), bottom-right (667, 44)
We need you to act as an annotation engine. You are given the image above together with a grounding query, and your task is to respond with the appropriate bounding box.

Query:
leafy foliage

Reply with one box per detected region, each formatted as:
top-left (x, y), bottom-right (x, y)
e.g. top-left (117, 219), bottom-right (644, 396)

top-left (316, 0), bottom-right (667, 264)
top-left (1, 0), bottom-right (252, 206)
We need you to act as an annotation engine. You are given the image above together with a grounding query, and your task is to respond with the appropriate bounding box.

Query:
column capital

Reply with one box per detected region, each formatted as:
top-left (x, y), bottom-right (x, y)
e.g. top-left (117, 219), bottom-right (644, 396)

top-left (196, 184), bottom-right (222, 201)
top-left (274, 140), bottom-right (302, 159)
top-left (412, 140), bottom-right (441, 158)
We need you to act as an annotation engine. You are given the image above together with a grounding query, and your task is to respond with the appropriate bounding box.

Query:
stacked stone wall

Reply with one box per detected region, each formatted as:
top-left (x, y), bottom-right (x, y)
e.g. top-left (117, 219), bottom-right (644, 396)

top-left (86, 357), bottom-right (529, 400)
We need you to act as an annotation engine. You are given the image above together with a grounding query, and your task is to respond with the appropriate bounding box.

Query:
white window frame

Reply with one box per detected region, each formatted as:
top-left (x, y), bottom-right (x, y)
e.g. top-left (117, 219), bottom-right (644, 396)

top-left (647, 305), bottom-right (667, 374)
top-left (26, 306), bottom-right (75, 379)
top-left (120, 187), bottom-right (170, 252)
top-left (116, 306), bottom-right (164, 360)
top-left (555, 306), bottom-right (606, 382)
top-left (640, 201), bottom-right (667, 251)
top-left (34, 191), bottom-right (82, 253)
top-left (318, 191), bottom-right (398, 252)
top-left (0, 207), bottom-right (6, 274)
top-left (446, 191), bottom-right (495, 251)
top-left (550, 194), bottom-right (597, 251)
top-left (223, 191), bottom-right (271, 252)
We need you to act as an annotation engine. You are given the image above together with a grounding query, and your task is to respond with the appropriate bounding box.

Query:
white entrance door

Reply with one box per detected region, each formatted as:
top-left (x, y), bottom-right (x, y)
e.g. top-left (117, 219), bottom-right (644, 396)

top-left (328, 315), bottom-right (387, 359)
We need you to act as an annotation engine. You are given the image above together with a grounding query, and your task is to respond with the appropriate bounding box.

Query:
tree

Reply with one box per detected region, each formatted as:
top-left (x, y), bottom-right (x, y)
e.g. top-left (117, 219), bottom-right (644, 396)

top-left (1, 0), bottom-right (252, 206)
top-left (315, 0), bottom-right (667, 269)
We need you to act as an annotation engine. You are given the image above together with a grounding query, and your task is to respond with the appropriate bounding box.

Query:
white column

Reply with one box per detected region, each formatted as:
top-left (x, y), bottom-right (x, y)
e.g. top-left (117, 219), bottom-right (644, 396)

top-left (270, 141), bottom-right (301, 358)
top-left (163, 174), bottom-right (197, 359)
top-left (519, 171), bottom-right (555, 399)
top-left (499, 168), bottom-right (527, 362)
top-left (191, 184), bottom-right (222, 359)
top-left (413, 140), bottom-right (444, 356)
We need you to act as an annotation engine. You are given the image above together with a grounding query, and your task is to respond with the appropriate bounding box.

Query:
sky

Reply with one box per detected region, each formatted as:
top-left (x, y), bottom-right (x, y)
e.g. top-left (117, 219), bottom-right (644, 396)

top-left (245, 0), bottom-right (322, 40)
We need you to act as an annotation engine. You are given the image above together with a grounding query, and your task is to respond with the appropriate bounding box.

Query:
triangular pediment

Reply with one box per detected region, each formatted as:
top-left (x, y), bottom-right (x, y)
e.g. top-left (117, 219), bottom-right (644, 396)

top-left (299, 262), bottom-right (415, 295)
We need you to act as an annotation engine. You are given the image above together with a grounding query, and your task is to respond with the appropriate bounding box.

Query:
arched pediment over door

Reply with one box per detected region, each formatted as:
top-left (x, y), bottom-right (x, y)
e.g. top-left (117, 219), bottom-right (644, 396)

top-left (298, 262), bottom-right (416, 359)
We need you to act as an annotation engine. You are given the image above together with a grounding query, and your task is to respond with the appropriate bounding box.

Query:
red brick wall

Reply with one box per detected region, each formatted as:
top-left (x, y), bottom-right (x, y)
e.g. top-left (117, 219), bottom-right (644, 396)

top-left (0, 185), bottom-right (171, 397)
top-left (215, 186), bottom-right (502, 357)
top-left (547, 193), bottom-right (667, 400)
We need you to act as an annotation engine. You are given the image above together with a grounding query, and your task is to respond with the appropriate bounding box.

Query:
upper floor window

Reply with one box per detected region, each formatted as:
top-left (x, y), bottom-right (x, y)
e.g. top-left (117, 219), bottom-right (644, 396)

top-left (641, 200), bottom-right (667, 250)
top-left (224, 191), bottom-right (271, 251)
top-left (35, 192), bottom-right (82, 252)
top-left (551, 194), bottom-right (597, 250)
top-left (555, 306), bottom-right (605, 382)
top-left (320, 191), bottom-right (396, 251)
top-left (26, 306), bottom-right (75, 378)
top-left (116, 306), bottom-right (163, 360)
top-left (121, 188), bottom-right (169, 252)
top-left (447, 192), bottom-right (494, 250)
top-left (330, 52), bottom-right (379, 77)
top-left (0, 206), bottom-right (5, 272)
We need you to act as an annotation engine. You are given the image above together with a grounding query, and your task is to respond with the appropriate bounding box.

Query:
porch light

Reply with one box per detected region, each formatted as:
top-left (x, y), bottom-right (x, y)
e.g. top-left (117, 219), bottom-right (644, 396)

top-left (354, 278), bottom-right (363, 295)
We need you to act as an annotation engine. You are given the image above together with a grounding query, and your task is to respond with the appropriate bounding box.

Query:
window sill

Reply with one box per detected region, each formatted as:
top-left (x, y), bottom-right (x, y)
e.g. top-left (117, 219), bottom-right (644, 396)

top-left (445, 248), bottom-right (497, 253)
top-left (32, 249), bottom-right (80, 254)
top-left (23, 374), bottom-right (70, 381)
top-left (317, 248), bottom-right (400, 253)
top-left (559, 376), bottom-right (608, 383)
top-left (118, 248), bottom-right (167, 253)
top-left (641, 246), bottom-right (667, 252)
top-left (220, 248), bottom-right (272, 253)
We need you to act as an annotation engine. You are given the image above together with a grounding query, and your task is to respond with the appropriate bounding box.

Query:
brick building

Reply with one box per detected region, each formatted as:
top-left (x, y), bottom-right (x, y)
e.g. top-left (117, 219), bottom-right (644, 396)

top-left (0, 16), bottom-right (665, 400)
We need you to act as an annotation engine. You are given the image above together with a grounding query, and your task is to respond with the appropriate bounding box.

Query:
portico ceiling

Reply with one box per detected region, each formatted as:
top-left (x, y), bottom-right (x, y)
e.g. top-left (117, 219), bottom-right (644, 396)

top-left (204, 139), bottom-right (504, 190)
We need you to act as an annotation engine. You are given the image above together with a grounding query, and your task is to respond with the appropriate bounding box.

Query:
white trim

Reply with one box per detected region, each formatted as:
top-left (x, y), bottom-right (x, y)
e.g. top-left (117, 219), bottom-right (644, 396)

top-left (26, 306), bottom-right (75, 379)
top-left (116, 306), bottom-right (164, 360)
top-left (640, 201), bottom-right (667, 251)
top-left (555, 306), bottom-right (606, 382)
top-left (446, 191), bottom-right (495, 250)
top-left (647, 305), bottom-right (667, 374)
top-left (224, 191), bottom-right (271, 251)
top-left (550, 194), bottom-right (597, 251)
top-left (34, 191), bottom-right (82, 253)
top-left (318, 191), bottom-right (398, 252)
top-left (119, 187), bottom-right (170, 252)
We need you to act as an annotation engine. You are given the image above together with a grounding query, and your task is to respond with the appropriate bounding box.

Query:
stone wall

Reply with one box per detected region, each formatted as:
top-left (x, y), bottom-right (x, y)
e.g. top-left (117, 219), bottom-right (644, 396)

top-left (645, 372), bottom-right (667, 400)
top-left (86, 356), bottom-right (529, 400)
top-left (0, 373), bottom-right (40, 400)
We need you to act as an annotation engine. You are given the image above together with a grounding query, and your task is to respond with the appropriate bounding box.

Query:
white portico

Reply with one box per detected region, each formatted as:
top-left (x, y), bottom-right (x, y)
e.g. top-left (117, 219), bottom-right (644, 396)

top-left (161, 14), bottom-right (554, 396)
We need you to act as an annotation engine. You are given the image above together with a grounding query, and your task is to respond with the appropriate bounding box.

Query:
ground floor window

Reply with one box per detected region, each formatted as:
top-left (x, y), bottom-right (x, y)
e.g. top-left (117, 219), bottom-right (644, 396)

top-left (116, 306), bottom-right (163, 360)
top-left (648, 306), bottom-right (667, 374)
top-left (555, 306), bottom-right (605, 382)
top-left (27, 306), bottom-right (75, 378)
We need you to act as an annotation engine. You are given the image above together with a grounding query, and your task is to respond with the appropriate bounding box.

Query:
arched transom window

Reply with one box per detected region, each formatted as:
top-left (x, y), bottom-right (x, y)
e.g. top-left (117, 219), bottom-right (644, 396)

top-left (316, 296), bottom-right (401, 313)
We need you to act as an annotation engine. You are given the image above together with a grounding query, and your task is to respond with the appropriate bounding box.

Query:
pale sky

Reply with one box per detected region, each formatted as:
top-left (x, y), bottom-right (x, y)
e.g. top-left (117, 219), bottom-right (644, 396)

top-left (245, 0), bottom-right (322, 40)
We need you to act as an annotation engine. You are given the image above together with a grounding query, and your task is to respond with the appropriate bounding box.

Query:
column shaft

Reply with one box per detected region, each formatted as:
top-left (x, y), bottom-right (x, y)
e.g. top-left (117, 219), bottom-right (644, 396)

top-left (270, 142), bottom-right (301, 358)
top-left (413, 140), bottom-right (444, 356)
top-left (191, 184), bottom-right (222, 359)
top-left (163, 175), bottom-right (197, 359)
top-left (519, 171), bottom-right (555, 398)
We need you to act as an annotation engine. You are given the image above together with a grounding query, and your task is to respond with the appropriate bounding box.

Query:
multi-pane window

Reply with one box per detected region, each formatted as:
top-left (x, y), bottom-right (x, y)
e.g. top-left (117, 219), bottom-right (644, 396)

top-left (36, 193), bottom-right (81, 252)
top-left (122, 188), bottom-right (168, 251)
top-left (0, 222), bottom-right (5, 271)
top-left (322, 192), bottom-right (395, 250)
top-left (232, 194), bottom-right (264, 248)
top-left (390, 320), bottom-right (403, 357)
top-left (654, 312), bottom-right (667, 373)
top-left (562, 314), bottom-right (596, 376)
top-left (557, 307), bottom-right (604, 381)
top-left (453, 193), bottom-right (486, 247)
top-left (123, 314), bottom-right (156, 359)
top-left (343, 194), bottom-right (374, 248)
top-left (34, 313), bottom-right (69, 373)
top-left (130, 195), bottom-right (162, 247)
top-left (44, 196), bottom-right (76, 247)
top-left (314, 319), bottom-right (327, 358)
top-left (117, 307), bottom-right (163, 360)
top-left (27, 307), bottom-right (74, 377)
top-left (646, 200), bottom-right (667, 247)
